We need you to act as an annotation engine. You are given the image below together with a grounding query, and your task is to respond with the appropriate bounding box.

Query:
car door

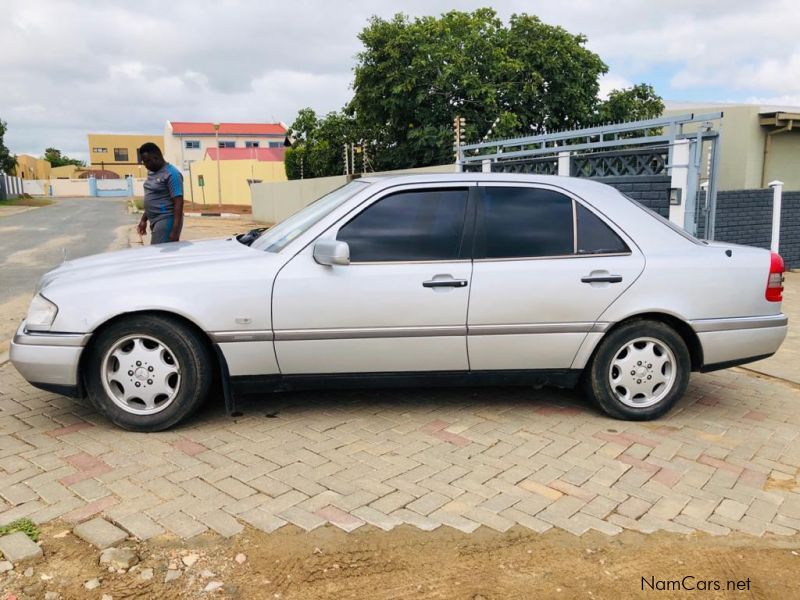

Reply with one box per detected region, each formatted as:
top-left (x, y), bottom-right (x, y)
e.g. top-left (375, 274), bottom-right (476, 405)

top-left (272, 184), bottom-right (474, 374)
top-left (467, 182), bottom-right (645, 370)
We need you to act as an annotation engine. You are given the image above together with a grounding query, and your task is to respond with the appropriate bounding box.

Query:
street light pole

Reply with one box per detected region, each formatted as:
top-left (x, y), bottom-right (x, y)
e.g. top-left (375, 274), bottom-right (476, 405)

top-left (213, 122), bottom-right (222, 209)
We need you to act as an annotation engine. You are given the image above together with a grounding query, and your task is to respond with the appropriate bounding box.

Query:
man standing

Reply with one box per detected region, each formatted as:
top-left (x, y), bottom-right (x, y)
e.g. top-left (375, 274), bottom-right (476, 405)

top-left (137, 142), bottom-right (184, 244)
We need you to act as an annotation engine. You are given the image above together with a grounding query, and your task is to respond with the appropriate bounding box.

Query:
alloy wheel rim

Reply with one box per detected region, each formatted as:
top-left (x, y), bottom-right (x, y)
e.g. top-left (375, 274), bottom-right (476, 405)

top-left (101, 334), bottom-right (181, 415)
top-left (609, 336), bottom-right (676, 409)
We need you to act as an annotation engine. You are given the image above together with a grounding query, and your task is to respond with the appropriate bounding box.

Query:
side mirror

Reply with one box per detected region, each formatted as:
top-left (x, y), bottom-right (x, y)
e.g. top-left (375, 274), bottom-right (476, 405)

top-left (313, 239), bottom-right (350, 266)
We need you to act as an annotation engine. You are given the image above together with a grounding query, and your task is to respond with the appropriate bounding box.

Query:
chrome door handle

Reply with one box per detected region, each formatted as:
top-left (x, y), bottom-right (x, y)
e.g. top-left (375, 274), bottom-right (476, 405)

top-left (581, 274), bottom-right (623, 284)
top-left (423, 279), bottom-right (468, 288)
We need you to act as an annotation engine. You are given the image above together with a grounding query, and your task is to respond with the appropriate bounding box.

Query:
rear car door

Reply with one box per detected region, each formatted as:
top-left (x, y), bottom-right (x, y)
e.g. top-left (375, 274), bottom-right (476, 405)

top-left (467, 182), bottom-right (645, 370)
top-left (272, 184), bottom-right (474, 374)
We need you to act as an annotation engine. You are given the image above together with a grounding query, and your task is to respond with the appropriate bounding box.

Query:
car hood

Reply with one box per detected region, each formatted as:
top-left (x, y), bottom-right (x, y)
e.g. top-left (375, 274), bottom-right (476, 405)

top-left (39, 237), bottom-right (262, 292)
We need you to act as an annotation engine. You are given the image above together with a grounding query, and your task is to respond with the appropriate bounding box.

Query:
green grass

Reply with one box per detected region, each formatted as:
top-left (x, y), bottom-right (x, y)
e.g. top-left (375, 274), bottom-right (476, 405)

top-left (0, 518), bottom-right (40, 542)
top-left (0, 194), bottom-right (53, 207)
top-left (132, 198), bottom-right (144, 210)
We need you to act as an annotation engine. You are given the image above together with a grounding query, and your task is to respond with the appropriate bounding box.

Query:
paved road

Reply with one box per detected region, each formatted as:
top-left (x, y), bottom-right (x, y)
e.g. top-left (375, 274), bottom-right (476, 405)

top-left (0, 198), bottom-right (132, 304)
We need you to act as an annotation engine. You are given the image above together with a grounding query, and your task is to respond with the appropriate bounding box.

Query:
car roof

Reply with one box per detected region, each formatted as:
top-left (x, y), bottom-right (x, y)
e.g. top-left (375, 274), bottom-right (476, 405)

top-left (358, 172), bottom-right (620, 200)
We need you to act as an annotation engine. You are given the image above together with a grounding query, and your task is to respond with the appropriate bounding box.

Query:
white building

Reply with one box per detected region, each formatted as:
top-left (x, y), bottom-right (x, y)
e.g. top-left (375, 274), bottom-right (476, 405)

top-left (163, 121), bottom-right (288, 172)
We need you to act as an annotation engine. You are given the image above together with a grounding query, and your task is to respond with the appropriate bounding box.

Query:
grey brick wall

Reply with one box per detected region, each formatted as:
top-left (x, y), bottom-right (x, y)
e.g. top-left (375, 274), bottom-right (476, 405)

top-left (590, 175), bottom-right (671, 217)
top-left (696, 189), bottom-right (800, 269)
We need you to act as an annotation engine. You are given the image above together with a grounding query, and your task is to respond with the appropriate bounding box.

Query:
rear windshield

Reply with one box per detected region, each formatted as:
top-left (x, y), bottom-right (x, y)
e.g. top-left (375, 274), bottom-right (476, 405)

top-left (619, 192), bottom-right (704, 245)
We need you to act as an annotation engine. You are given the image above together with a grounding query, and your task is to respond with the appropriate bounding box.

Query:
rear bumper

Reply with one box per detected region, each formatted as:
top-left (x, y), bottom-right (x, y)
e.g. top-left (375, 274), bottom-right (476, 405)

top-left (9, 321), bottom-right (88, 396)
top-left (691, 314), bottom-right (788, 369)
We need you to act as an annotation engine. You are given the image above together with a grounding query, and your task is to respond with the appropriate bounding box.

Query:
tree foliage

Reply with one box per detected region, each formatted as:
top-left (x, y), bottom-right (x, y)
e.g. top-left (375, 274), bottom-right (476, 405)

top-left (43, 147), bottom-right (85, 168)
top-left (0, 119), bottom-right (16, 175)
top-left (285, 108), bottom-right (363, 179)
top-left (595, 84), bottom-right (664, 125)
top-left (286, 9), bottom-right (665, 178)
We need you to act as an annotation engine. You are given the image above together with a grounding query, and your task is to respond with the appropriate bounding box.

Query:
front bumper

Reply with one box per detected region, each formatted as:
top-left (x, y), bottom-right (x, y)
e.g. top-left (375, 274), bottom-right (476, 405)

top-left (9, 321), bottom-right (90, 396)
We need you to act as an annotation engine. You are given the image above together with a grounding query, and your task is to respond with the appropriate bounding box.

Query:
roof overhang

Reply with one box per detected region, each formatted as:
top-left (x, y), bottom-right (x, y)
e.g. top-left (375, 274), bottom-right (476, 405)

top-left (759, 112), bottom-right (800, 129)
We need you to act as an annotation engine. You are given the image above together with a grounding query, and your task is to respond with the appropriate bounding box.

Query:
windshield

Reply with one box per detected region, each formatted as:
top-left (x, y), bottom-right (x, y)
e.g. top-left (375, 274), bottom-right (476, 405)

top-left (250, 181), bottom-right (370, 252)
top-left (619, 192), bottom-right (704, 245)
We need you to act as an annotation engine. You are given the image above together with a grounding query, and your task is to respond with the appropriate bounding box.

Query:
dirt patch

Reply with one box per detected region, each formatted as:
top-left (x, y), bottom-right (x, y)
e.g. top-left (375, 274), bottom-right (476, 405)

top-left (2, 522), bottom-right (798, 599)
top-left (2, 235), bottom-right (85, 267)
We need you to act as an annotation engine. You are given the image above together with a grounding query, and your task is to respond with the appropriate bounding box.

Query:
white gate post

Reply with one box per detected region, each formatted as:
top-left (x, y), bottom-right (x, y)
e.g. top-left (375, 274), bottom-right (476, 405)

top-left (668, 139), bottom-right (690, 227)
top-left (769, 180), bottom-right (784, 253)
top-left (481, 159), bottom-right (492, 173)
top-left (557, 151), bottom-right (570, 176)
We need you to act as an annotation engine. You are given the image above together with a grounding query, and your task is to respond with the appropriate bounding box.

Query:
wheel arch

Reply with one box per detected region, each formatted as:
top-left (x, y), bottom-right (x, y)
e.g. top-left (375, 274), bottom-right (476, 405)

top-left (589, 312), bottom-right (703, 372)
top-left (78, 310), bottom-right (230, 406)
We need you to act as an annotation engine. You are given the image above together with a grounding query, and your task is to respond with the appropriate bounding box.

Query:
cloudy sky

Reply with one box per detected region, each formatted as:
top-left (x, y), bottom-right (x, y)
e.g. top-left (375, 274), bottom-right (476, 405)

top-left (3, 0), bottom-right (799, 161)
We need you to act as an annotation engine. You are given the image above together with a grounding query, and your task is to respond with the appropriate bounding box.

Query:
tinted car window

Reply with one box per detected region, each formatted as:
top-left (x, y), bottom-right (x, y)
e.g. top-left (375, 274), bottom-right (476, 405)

top-left (475, 187), bottom-right (574, 258)
top-left (337, 188), bottom-right (468, 262)
top-left (576, 203), bottom-right (630, 254)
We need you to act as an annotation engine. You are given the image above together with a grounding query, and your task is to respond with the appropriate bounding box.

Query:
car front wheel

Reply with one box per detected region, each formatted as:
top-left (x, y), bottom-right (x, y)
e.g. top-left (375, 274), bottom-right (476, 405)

top-left (584, 319), bottom-right (690, 420)
top-left (84, 314), bottom-right (213, 431)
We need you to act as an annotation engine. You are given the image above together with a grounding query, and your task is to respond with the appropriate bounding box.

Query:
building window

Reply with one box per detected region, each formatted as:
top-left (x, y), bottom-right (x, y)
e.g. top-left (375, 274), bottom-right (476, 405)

top-left (245, 141), bottom-right (260, 148)
top-left (185, 140), bottom-right (200, 149)
top-left (218, 141), bottom-right (235, 148)
top-left (268, 141), bottom-right (283, 148)
top-left (114, 148), bottom-right (129, 162)
top-left (93, 147), bottom-right (108, 153)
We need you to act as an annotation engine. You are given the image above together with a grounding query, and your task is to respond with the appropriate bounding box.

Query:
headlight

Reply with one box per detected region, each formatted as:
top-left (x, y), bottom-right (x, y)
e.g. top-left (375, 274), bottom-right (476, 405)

top-left (26, 294), bottom-right (58, 330)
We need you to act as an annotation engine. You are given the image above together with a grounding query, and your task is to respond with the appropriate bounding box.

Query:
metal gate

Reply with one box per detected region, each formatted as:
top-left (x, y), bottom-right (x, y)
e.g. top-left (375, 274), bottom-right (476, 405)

top-left (457, 112), bottom-right (723, 239)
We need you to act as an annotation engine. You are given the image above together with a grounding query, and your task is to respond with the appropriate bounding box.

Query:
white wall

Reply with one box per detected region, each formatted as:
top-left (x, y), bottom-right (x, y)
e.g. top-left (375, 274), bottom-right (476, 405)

top-left (22, 179), bottom-right (46, 195)
top-left (50, 179), bottom-right (90, 196)
top-left (252, 175), bottom-right (350, 223)
top-left (250, 164), bottom-right (458, 224)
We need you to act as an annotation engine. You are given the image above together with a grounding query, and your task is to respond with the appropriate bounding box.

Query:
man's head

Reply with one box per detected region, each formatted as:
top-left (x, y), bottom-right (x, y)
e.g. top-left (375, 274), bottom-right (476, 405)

top-left (139, 142), bottom-right (165, 172)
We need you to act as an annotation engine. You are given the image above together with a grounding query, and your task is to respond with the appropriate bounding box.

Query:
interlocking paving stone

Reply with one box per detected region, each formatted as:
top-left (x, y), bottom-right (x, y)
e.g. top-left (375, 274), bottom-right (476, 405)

top-left (73, 517), bottom-right (127, 549)
top-left (0, 531), bottom-right (42, 563)
top-left (1, 355), bottom-right (800, 538)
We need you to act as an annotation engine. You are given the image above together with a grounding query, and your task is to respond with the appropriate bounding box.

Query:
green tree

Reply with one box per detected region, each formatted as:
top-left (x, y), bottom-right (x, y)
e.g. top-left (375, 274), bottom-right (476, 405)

top-left (349, 10), bottom-right (612, 170)
top-left (0, 119), bottom-right (16, 175)
top-left (287, 9), bottom-right (665, 177)
top-left (595, 83), bottom-right (664, 124)
top-left (285, 108), bottom-right (363, 179)
top-left (43, 147), bottom-right (85, 168)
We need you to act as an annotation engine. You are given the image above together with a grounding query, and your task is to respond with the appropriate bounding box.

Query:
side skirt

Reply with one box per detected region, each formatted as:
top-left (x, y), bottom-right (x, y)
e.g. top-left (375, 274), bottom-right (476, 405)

top-left (230, 369), bottom-right (582, 398)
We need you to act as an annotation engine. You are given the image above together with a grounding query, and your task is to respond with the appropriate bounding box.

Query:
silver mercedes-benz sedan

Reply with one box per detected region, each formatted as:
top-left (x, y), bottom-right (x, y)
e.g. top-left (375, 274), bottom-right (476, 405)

top-left (10, 174), bottom-right (787, 431)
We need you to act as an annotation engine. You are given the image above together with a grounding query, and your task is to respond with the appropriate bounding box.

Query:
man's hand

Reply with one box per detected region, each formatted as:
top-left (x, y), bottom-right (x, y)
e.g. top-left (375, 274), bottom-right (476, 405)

top-left (137, 217), bottom-right (147, 236)
top-left (168, 229), bottom-right (180, 242)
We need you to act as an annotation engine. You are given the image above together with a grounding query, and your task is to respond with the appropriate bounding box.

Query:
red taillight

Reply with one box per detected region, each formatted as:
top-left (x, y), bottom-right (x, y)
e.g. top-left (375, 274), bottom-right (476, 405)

top-left (766, 252), bottom-right (785, 302)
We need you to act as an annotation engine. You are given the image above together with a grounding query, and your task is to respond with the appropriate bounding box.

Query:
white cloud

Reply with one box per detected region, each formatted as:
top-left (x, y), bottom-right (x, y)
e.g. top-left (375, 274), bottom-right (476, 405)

top-left (598, 74), bottom-right (633, 100)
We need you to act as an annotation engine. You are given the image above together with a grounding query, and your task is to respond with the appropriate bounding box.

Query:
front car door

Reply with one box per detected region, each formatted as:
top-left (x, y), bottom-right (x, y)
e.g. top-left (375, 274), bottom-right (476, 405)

top-left (272, 183), bottom-right (475, 374)
top-left (467, 182), bottom-right (645, 370)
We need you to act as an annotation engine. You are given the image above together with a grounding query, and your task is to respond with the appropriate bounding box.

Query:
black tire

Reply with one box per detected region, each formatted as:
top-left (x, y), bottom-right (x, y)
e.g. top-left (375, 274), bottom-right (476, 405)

top-left (84, 314), bottom-right (214, 431)
top-left (582, 319), bottom-right (690, 420)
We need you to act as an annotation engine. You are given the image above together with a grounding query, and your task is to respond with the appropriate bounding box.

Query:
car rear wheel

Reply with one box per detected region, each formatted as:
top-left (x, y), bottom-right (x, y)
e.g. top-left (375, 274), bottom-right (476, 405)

top-left (85, 314), bottom-right (213, 431)
top-left (583, 320), bottom-right (690, 420)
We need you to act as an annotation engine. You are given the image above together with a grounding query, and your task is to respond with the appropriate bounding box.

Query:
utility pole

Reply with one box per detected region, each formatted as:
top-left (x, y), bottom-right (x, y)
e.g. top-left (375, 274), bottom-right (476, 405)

top-left (213, 122), bottom-right (222, 208)
top-left (453, 115), bottom-right (466, 164)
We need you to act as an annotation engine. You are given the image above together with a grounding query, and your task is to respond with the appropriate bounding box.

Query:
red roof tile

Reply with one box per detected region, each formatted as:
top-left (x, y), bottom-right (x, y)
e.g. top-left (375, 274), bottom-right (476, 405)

top-left (169, 122), bottom-right (286, 135)
top-left (205, 147), bottom-right (286, 161)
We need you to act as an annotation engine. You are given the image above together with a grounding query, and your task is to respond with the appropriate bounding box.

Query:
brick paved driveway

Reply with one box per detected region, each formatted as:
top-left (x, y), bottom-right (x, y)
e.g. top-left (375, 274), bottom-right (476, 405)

top-left (1, 362), bottom-right (799, 540)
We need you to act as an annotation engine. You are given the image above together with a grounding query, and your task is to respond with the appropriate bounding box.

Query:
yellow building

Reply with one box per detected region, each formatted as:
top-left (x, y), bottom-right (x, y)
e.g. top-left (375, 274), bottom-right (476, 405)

top-left (50, 164), bottom-right (87, 179)
top-left (87, 133), bottom-right (164, 178)
top-left (185, 147), bottom-right (287, 207)
top-left (13, 154), bottom-right (51, 180)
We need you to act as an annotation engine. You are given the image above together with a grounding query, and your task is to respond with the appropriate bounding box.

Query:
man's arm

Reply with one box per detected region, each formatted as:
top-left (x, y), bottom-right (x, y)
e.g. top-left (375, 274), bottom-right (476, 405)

top-left (137, 213), bottom-right (147, 236)
top-left (169, 196), bottom-right (184, 241)
top-left (166, 166), bottom-right (185, 242)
